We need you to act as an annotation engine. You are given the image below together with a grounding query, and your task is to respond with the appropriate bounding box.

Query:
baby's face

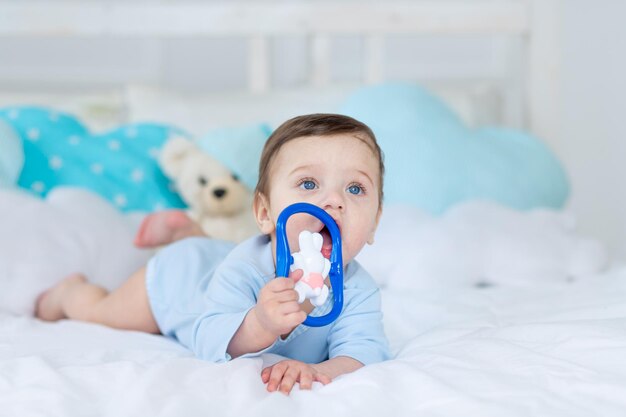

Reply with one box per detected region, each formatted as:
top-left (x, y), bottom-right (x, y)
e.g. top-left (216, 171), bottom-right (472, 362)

top-left (257, 134), bottom-right (382, 266)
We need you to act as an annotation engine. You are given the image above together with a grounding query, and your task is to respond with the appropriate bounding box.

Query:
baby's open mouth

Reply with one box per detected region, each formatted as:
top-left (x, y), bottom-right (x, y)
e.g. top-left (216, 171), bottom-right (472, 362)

top-left (319, 225), bottom-right (333, 259)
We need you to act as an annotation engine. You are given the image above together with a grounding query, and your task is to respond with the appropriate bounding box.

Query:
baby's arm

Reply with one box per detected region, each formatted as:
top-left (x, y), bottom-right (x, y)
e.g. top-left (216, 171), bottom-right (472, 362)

top-left (227, 270), bottom-right (305, 359)
top-left (226, 307), bottom-right (275, 358)
top-left (326, 284), bottom-right (390, 366)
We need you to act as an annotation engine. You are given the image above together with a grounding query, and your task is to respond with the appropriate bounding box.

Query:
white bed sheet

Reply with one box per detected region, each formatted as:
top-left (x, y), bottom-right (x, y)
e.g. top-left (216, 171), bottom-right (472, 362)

top-left (1, 187), bottom-right (624, 416)
top-left (3, 272), bottom-right (626, 417)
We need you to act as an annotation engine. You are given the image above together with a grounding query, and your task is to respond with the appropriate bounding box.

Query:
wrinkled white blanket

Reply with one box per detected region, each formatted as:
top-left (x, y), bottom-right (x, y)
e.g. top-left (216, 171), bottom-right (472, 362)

top-left (1, 187), bottom-right (624, 416)
top-left (3, 273), bottom-right (626, 417)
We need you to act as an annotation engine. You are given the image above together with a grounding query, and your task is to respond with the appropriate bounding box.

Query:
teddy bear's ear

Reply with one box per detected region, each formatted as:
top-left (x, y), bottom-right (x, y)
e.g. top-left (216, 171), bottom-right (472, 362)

top-left (159, 135), bottom-right (197, 179)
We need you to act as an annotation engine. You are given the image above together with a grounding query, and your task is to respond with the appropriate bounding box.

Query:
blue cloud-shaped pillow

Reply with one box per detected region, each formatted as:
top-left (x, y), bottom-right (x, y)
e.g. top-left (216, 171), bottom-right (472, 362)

top-left (0, 119), bottom-right (24, 187)
top-left (0, 107), bottom-right (186, 212)
top-left (339, 83), bottom-right (569, 213)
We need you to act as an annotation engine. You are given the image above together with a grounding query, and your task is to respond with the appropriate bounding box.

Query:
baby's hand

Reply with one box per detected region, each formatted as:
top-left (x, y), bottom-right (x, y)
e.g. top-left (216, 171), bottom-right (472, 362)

top-left (254, 270), bottom-right (306, 337)
top-left (261, 360), bottom-right (332, 395)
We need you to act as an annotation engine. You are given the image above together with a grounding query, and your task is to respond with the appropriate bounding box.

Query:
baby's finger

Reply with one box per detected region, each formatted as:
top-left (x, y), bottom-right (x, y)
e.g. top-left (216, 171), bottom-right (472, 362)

top-left (289, 269), bottom-right (304, 282)
top-left (267, 363), bottom-right (287, 392)
top-left (266, 278), bottom-right (295, 292)
top-left (279, 367), bottom-right (299, 395)
top-left (315, 372), bottom-right (332, 385)
top-left (261, 366), bottom-right (272, 383)
top-left (284, 310), bottom-right (307, 327)
top-left (279, 301), bottom-right (304, 315)
top-left (274, 289), bottom-right (299, 303)
top-left (299, 369), bottom-right (313, 390)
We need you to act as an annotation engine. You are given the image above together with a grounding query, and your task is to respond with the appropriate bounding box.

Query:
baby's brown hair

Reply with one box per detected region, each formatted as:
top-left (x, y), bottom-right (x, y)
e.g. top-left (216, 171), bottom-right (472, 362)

top-left (255, 114), bottom-right (385, 205)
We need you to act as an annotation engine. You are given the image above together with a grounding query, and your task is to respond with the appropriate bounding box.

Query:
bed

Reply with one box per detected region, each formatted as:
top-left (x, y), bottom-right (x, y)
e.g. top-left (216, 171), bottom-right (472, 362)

top-left (4, 1), bottom-right (626, 416)
top-left (0, 190), bottom-right (617, 416)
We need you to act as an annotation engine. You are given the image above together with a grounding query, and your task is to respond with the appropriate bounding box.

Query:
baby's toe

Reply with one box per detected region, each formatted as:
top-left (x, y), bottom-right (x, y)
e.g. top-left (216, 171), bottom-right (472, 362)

top-left (34, 290), bottom-right (64, 321)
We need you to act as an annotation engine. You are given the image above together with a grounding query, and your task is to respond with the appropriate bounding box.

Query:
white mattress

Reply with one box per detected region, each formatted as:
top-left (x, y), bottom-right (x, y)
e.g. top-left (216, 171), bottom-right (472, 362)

top-left (1, 187), bottom-right (623, 416)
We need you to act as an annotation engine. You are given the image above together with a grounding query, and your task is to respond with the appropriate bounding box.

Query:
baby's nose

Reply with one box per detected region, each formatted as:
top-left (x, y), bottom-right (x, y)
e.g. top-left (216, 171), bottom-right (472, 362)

top-left (322, 190), bottom-right (344, 211)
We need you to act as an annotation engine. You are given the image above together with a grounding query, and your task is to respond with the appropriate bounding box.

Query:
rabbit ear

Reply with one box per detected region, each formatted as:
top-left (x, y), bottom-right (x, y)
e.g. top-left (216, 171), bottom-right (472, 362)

top-left (312, 232), bottom-right (323, 251)
top-left (298, 230), bottom-right (312, 249)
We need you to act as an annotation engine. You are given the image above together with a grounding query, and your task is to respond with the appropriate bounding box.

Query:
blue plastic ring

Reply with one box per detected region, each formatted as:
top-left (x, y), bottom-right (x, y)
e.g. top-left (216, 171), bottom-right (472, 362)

top-left (275, 202), bottom-right (344, 327)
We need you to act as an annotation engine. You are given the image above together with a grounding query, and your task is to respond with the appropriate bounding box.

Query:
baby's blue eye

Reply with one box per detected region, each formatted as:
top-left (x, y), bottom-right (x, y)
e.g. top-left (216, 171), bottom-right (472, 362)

top-left (300, 180), bottom-right (316, 190)
top-left (347, 184), bottom-right (363, 195)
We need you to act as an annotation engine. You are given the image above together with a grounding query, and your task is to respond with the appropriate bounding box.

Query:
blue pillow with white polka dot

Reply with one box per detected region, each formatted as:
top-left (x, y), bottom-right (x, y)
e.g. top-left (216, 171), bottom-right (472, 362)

top-left (0, 119), bottom-right (23, 187)
top-left (0, 106), bottom-right (186, 212)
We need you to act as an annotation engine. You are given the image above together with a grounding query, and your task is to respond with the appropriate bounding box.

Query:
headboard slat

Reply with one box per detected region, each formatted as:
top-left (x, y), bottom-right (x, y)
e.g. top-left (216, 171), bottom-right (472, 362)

top-left (248, 36), bottom-right (270, 94)
top-left (364, 35), bottom-right (384, 85)
top-left (310, 35), bottom-right (331, 87)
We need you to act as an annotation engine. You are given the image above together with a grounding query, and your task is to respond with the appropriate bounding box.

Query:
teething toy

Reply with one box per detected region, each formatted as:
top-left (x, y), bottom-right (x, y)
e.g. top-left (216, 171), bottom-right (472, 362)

top-left (275, 202), bottom-right (344, 327)
top-left (291, 230), bottom-right (331, 307)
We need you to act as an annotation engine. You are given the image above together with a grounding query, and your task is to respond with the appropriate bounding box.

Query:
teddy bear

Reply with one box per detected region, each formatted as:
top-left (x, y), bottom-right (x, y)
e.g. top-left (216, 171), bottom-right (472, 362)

top-left (134, 136), bottom-right (258, 247)
top-left (290, 230), bottom-right (331, 307)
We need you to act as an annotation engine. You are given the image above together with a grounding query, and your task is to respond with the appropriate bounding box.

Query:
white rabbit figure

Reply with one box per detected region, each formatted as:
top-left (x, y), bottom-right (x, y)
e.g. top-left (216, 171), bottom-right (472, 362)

top-left (290, 230), bottom-right (331, 307)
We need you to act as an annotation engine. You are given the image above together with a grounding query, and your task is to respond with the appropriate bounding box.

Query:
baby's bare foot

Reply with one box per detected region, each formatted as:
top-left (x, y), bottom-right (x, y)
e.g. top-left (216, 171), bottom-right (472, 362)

top-left (35, 273), bottom-right (87, 321)
top-left (134, 210), bottom-right (205, 248)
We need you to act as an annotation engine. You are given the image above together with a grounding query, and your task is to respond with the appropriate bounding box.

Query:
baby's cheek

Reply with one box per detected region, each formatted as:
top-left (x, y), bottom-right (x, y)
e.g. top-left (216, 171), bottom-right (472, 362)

top-left (345, 232), bottom-right (369, 259)
top-left (340, 240), bottom-right (356, 264)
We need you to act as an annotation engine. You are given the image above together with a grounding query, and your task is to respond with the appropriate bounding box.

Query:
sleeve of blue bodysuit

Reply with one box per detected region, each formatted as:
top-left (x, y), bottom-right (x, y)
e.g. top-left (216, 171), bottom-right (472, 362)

top-left (190, 261), bottom-right (278, 363)
top-left (326, 282), bottom-right (391, 366)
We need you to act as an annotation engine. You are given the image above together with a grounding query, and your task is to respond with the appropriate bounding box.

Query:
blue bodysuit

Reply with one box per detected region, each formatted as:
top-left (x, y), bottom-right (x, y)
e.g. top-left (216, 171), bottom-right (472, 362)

top-left (145, 235), bottom-right (390, 365)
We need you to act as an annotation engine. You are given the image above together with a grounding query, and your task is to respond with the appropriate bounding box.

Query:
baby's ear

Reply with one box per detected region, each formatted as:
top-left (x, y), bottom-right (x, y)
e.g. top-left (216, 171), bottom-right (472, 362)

top-left (253, 192), bottom-right (274, 235)
top-left (160, 135), bottom-right (196, 179)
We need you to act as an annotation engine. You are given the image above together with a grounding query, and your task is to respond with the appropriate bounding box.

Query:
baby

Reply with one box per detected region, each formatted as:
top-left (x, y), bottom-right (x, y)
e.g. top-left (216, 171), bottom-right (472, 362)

top-left (35, 113), bottom-right (390, 395)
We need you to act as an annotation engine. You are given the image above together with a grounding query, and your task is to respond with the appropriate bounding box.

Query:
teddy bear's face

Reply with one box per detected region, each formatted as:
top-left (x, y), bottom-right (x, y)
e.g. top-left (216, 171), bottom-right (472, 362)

top-left (176, 152), bottom-right (250, 217)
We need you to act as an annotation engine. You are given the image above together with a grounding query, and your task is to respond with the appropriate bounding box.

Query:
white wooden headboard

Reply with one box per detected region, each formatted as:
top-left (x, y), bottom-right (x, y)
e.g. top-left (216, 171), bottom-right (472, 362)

top-left (0, 0), bottom-right (561, 143)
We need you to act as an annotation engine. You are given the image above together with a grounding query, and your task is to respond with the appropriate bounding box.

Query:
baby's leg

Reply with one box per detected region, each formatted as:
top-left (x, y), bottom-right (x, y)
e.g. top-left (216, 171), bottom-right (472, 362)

top-left (134, 210), bottom-right (206, 248)
top-left (35, 267), bottom-right (160, 334)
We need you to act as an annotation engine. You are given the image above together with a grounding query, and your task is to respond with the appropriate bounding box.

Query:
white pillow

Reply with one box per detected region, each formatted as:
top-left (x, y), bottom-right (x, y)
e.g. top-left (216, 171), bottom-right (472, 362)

top-left (126, 84), bottom-right (356, 136)
top-left (0, 91), bottom-right (126, 132)
top-left (357, 202), bottom-right (609, 291)
top-left (0, 187), bottom-right (153, 315)
top-left (125, 83), bottom-right (498, 137)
